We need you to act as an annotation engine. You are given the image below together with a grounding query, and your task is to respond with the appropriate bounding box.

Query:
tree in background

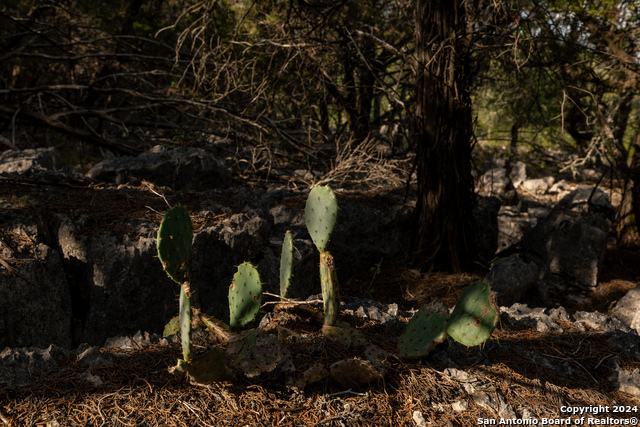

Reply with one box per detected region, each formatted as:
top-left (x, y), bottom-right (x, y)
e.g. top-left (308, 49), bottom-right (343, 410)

top-left (412, 0), bottom-right (476, 272)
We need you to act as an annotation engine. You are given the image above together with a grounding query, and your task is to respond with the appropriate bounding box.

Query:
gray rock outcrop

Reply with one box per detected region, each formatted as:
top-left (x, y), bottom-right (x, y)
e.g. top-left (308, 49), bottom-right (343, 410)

top-left (521, 189), bottom-right (613, 290)
top-left (477, 168), bottom-right (519, 205)
top-left (0, 147), bottom-right (61, 174)
top-left (0, 244), bottom-right (73, 349)
top-left (88, 145), bottom-right (231, 190)
top-left (610, 285), bottom-right (640, 335)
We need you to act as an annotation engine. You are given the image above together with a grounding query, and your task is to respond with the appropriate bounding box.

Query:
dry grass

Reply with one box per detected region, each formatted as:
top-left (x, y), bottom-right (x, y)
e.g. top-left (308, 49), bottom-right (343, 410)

top-left (2, 297), bottom-right (638, 427)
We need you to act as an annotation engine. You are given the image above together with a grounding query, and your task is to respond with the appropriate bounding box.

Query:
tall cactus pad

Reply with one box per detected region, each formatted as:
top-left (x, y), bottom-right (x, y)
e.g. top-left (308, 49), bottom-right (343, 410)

top-left (320, 251), bottom-right (340, 326)
top-left (446, 281), bottom-right (500, 347)
top-left (229, 262), bottom-right (263, 329)
top-left (179, 283), bottom-right (193, 362)
top-left (305, 185), bottom-right (338, 253)
top-left (279, 230), bottom-right (294, 299)
top-left (157, 205), bottom-right (193, 283)
top-left (398, 307), bottom-right (449, 359)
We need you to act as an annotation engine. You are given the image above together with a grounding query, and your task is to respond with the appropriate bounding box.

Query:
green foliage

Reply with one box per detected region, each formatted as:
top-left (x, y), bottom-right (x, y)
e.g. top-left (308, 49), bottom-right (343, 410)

top-left (446, 281), bottom-right (500, 347)
top-left (306, 185), bottom-right (341, 326)
top-left (172, 347), bottom-right (232, 384)
top-left (279, 230), bottom-right (294, 299)
top-left (163, 315), bottom-right (180, 337)
top-left (322, 322), bottom-right (368, 349)
top-left (157, 205), bottom-right (193, 284)
top-left (179, 284), bottom-right (193, 362)
top-left (319, 252), bottom-right (340, 326)
top-left (398, 307), bottom-right (449, 359)
top-left (228, 262), bottom-right (263, 329)
top-left (398, 281), bottom-right (500, 359)
top-left (305, 185), bottom-right (338, 253)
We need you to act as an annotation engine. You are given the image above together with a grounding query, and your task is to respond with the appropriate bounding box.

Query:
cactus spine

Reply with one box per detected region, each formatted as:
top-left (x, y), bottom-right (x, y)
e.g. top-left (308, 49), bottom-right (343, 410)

top-left (279, 230), bottom-right (294, 299)
top-left (305, 185), bottom-right (340, 326)
top-left (228, 262), bottom-right (263, 329)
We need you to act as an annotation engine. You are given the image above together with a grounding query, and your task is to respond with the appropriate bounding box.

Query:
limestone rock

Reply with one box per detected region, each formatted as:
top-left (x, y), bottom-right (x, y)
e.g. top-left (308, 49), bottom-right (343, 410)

top-left (477, 168), bottom-right (519, 205)
top-left (487, 255), bottom-right (540, 306)
top-left (610, 285), bottom-right (640, 335)
top-left (88, 145), bottom-right (231, 190)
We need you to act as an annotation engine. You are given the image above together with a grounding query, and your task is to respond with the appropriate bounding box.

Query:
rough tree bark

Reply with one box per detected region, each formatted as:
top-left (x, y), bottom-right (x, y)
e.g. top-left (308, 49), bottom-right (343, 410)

top-left (413, 0), bottom-right (475, 272)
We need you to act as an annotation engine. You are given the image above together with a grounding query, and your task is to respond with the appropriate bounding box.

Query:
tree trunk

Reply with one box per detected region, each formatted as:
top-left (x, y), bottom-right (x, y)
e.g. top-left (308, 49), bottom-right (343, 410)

top-left (413, 0), bottom-right (475, 272)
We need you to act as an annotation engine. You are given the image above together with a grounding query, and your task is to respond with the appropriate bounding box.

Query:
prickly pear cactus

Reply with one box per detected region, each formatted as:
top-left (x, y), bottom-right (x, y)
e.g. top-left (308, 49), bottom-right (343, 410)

top-left (398, 307), bottom-right (449, 359)
top-left (226, 329), bottom-right (290, 378)
top-left (163, 315), bottom-right (180, 337)
top-left (279, 230), bottom-right (294, 299)
top-left (305, 185), bottom-right (338, 253)
top-left (320, 251), bottom-right (340, 326)
top-left (172, 347), bottom-right (232, 384)
top-left (157, 205), bottom-right (193, 284)
top-left (179, 283), bottom-right (193, 362)
top-left (322, 322), bottom-right (367, 349)
top-left (446, 281), bottom-right (500, 347)
top-left (228, 262), bottom-right (263, 329)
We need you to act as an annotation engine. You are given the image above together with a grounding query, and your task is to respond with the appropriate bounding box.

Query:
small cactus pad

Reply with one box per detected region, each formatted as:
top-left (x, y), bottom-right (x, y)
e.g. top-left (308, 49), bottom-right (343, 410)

top-left (197, 312), bottom-right (232, 344)
top-left (179, 283), bottom-right (193, 362)
top-left (157, 205), bottom-right (193, 283)
top-left (163, 315), bottom-right (180, 337)
top-left (320, 251), bottom-right (340, 326)
top-left (279, 230), bottom-right (294, 299)
top-left (322, 323), bottom-right (367, 349)
top-left (398, 307), bottom-right (449, 359)
top-left (446, 281), bottom-right (500, 347)
top-left (226, 329), bottom-right (289, 378)
top-left (228, 262), bottom-right (263, 329)
top-left (305, 185), bottom-right (338, 253)
top-left (171, 347), bottom-right (233, 384)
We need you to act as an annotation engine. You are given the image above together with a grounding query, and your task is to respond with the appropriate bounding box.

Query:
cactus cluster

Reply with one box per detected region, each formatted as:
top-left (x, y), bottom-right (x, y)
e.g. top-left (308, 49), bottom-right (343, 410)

top-left (398, 280), bottom-right (500, 359)
top-left (158, 205), bottom-right (264, 383)
top-left (305, 185), bottom-right (340, 326)
top-left (158, 191), bottom-right (501, 384)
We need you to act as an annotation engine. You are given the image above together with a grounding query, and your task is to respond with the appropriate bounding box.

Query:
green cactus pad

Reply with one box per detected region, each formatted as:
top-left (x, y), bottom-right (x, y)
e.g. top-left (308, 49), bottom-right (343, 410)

top-left (163, 315), bottom-right (180, 337)
top-left (446, 281), bottom-right (500, 347)
top-left (322, 322), bottom-right (367, 349)
top-left (279, 230), bottom-right (294, 299)
top-left (398, 307), bottom-right (449, 359)
top-left (157, 205), bottom-right (193, 283)
top-left (320, 251), bottom-right (340, 326)
top-left (228, 262), bottom-right (263, 329)
top-left (226, 329), bottom-right (288, 378)
top-left (197, 312), bottom-right (232, 344)
top-left (172, 347), bottom-right (233, 384)
top-left (305, 185), bottom-right (338, 253)
top-left (179, 283), bottom-right (193, 362)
